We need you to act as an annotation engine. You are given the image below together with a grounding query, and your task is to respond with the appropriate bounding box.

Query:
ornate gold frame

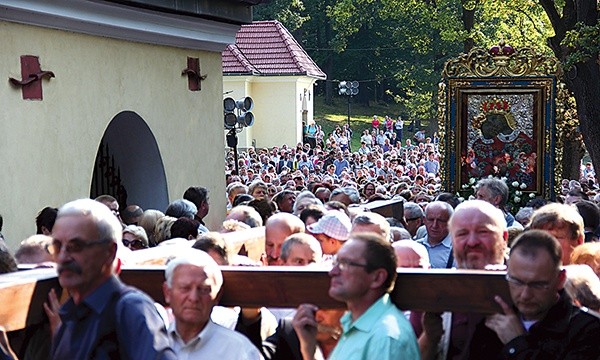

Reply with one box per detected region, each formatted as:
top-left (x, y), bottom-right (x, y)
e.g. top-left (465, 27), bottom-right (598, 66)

top-left (438, 42), bottom-right (573, 199)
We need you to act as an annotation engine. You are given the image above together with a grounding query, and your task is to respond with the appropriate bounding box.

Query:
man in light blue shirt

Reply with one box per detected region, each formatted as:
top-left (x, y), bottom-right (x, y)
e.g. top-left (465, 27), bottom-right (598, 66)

top-left (423, 152), bottom-right (440, 175)
top-left (332, 152), bottom-right (350, 176)
top-left (416, 201), bottom-right (455, 269)
top-left (292, 233), bottom-right (420, 359)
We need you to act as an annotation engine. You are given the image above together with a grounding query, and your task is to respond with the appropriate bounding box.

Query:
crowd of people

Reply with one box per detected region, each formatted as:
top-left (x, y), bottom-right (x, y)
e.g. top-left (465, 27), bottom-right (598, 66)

top-left (0, 117), bottom-right (599, 359)
top-left (225, 118), bottom-right (442, 211)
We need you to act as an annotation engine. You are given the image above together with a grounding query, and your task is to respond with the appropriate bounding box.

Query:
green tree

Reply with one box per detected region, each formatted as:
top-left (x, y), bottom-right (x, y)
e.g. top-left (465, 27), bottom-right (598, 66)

top-left (254, 0), bottom-right (597, 178)
top-left (253, 0), bottom-right (308, 31)
top-left (539, 0), bottom-right (600, 179)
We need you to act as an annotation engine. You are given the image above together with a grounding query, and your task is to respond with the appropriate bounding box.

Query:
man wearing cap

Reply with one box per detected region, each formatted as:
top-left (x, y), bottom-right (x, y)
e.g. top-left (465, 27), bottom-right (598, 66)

top-left (307, 211), bottom-right (352, 255)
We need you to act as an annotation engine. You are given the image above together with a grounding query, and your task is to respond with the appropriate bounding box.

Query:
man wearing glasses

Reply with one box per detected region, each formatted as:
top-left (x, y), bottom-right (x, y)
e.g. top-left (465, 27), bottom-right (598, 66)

top-left (292, 233), bottom-right (420, 359)
top-left (417, 201), bottom-right (454, 269)
top-left (48, 198), bottom-right (175, 359)
top-left (468, 230), bottom-right (600, 359)
top-left (528, 202), bottom-right (584, 266)
top-left (403, 202), bottom-right (424, 239)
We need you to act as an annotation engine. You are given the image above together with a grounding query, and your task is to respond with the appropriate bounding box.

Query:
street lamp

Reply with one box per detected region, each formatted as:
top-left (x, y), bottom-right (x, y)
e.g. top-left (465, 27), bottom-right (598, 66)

top-left (224, 96), bottom-right (254, 174)
top-left (338, 81), bottom-right (359, 129)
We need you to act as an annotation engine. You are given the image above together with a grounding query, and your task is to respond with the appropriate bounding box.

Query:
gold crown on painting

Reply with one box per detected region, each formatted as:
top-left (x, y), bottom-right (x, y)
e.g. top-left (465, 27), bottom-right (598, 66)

top-left (488, 40), bottom-right (515, 57)
top-left (481, 98), bottom-right (510, 114)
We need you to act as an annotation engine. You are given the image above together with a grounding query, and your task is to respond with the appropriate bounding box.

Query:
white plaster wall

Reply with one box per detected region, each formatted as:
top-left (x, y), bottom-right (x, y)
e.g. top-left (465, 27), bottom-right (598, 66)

top-left (223, 76), bottom-right (318, 150)
top-left (252, 78), bottom-right (299, 148)
top-left (0, 21), bottom-right (226, 248)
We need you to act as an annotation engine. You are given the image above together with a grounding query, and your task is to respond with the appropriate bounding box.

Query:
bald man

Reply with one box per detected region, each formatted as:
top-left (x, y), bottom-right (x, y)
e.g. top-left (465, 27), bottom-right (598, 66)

top-left (417, 201), bottom-right (454, 269)
top-left (393, 240), bottom-right (430, 269)
top-left (351, 212), bottom-right (391, 241)
top-left (417, 200), bottom-right (508, 360)
top-left (264, 213), bottom-right (305, 265)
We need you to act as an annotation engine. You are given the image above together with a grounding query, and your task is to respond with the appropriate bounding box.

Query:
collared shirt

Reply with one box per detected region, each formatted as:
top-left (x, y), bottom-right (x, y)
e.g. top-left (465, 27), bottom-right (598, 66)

top-left (358, 146), bottom-right (371, 155)
top-left (298, 160), bottom-right (314, 170)
top-left (424, 160), bottom-right (440, 174)
top-left (329, 294), bottom-right (420, 360)
top-left (333, 159), bottom-right (350, 176)
top-left (52, 276), bottom-right (176, 360)
top-left (417, 234), bottom-right (454, 269)
top-left (168, 319), bottom-right (261, 360)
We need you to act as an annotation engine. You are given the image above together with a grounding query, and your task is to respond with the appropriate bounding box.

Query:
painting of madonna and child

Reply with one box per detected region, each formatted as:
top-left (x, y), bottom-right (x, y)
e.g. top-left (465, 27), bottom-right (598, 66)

top-left (460, 93), bottom-right (541, 192)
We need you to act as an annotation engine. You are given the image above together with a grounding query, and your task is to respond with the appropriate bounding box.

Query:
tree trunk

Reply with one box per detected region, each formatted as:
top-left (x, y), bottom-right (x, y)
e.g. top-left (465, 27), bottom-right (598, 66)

top-left (461, 6), bottom-right (475, 53)
top-left (561, 135), bottom-right (585, 180)
top-left (540, 0), bottom-right (600, 180)
top-left (565, 61), bottom-right (600, 180)
top-left (323, 8), bottom-right (334, 105)
top-left (324, 58), bottom-right (333, 105)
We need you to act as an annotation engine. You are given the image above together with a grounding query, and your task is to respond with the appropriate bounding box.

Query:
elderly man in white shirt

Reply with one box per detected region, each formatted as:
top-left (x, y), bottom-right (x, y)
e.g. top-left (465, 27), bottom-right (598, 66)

top-left (163, 249), bottom-right (261, 359)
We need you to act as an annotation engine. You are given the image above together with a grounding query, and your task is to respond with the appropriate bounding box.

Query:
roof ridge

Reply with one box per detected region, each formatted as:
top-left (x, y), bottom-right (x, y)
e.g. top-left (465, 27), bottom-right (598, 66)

top-left (222, 19), bottom-right (326, 79)
top-left (229, 44), bottom-right (260, 74)
top-left (273, 21), bottom-right (326, 79)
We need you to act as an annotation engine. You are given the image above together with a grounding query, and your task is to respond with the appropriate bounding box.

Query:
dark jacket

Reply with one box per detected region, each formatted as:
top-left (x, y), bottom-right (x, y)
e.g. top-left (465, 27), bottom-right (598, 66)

top-left (468, 291), bottom-right (600, 359)
top-left (261, 318), bottom-right (302, 360)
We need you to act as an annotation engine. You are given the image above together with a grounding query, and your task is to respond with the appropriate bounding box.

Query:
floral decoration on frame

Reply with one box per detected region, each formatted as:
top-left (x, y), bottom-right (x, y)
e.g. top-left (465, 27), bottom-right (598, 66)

top-left (458, 175), bottom-right (537, 213)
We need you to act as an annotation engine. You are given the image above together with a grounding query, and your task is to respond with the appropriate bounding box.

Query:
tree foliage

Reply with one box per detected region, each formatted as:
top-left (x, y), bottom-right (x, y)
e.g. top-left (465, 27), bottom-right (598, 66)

top-left (252, 0), bottom-right (308, 31)
top-left (538, 0), bottom-right (600, 179)
top-left (254, 1), bottom-right (599, 175)
top-left (254, 0), bottom-right (559, 125)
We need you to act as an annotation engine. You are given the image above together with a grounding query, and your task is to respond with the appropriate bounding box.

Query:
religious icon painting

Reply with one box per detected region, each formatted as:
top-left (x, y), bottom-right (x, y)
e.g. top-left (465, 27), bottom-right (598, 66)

top-left (440, 77), bottom-right (557, 199)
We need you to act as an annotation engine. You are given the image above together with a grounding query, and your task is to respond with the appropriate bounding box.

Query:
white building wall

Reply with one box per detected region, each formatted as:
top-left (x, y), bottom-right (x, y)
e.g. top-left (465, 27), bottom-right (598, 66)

top-left (0, 21), bottom-right (227, 247)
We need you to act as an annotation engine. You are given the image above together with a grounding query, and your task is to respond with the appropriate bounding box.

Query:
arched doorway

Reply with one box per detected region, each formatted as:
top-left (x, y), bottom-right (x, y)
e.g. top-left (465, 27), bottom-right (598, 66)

top-left (90, 111), bottom-right (169, 211)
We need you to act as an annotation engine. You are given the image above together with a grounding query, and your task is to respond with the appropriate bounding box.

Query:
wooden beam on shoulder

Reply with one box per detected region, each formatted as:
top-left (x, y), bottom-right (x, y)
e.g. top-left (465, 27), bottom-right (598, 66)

top-left (0, 268), bottom-right (61, 332)
top-left (0, 266), bottom-right (511, 332)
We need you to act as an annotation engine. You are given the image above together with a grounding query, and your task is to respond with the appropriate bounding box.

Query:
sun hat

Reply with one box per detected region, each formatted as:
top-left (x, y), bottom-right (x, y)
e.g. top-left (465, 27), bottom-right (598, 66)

top-left (307, 211), bottom-right (352, 241)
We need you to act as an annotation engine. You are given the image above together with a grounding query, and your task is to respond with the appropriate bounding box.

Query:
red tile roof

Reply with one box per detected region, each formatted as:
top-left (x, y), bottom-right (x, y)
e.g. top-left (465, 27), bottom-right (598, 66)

top-left (223, 20), bottom-right (326, 79)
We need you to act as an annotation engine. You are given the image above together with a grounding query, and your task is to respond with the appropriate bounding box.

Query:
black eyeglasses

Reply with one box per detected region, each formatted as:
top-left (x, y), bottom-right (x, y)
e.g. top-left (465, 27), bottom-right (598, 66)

top-left (505, 274), bottom-right (553, 291)
top-left (405, 217), bottom-right (421, 222)
top-left (49, 239), bottom-right (109, 255)
top-left (332, 256), bottom-right (369, 271)
top-left (123, 239), bottom-right (146, 249)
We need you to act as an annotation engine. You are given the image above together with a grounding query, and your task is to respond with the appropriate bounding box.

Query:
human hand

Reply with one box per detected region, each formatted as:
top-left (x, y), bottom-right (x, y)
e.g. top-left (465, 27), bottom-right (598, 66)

top-left (260, 253), bottom-right (268, 266)
top-left (43, 288), bottom-right (62, 336)
top-left (292, 304), bottom-right (319, 360)
top-left (485, 295), bottom-right (525, 344)
top-left (418, 312), bottom-right (444, 360)
top-left (421, 312), bottom-right (443, 344)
